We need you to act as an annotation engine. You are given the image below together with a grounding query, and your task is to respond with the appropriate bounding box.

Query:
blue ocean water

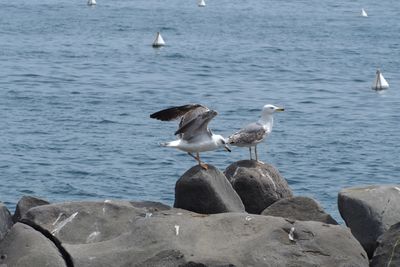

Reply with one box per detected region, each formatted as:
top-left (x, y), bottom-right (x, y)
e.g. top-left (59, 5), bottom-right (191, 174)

top-left (1, 0), bottom-right (399, 222)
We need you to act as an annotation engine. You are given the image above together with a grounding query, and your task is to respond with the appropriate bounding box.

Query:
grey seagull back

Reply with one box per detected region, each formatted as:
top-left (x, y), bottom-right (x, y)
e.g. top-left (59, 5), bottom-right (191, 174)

top-left (228, 122), bottom-right (267, 146)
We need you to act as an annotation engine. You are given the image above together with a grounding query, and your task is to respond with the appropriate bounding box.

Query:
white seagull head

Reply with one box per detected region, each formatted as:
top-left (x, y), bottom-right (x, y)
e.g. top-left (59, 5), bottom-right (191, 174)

top-left (261, 104), bottom-right (285, 117)
top-left (213, 134), bottom-right (231, 152)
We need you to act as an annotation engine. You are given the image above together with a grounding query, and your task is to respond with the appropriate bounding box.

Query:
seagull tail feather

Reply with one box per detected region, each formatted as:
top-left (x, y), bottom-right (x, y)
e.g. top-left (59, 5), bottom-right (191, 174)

top-left (160, 140), bottom-right (180, 147)
top-left (160, 142), bottom-right (170, 147)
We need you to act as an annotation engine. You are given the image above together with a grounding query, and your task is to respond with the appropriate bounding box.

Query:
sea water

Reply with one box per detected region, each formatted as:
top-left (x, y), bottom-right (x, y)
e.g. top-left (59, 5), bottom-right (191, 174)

top-left (1, 0), bottom-right (399, 221)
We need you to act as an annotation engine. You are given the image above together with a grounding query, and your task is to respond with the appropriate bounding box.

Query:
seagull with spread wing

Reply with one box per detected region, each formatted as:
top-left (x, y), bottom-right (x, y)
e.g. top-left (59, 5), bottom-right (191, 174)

top-left (150, 104), bottom-right (231, 169)
top-left (227, 104), bottom-right (284, 162)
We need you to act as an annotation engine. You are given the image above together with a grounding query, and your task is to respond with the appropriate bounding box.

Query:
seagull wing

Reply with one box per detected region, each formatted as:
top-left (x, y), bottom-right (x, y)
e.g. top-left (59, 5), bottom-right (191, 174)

top-left (150, 104), bottom-right (208, 121)
top-left (228, 122), bottom-right (267, 146)
top-left (175, 110), bottom-right (217, 141)
top-left (150, 104), bottom-right (211, 139)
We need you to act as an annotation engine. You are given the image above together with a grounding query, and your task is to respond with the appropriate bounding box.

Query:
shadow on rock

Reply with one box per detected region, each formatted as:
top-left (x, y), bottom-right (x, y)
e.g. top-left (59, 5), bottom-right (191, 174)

top-left (174, 165), bottom-right (245, 214)
top-left (224, 160), bottom-right (293, 214)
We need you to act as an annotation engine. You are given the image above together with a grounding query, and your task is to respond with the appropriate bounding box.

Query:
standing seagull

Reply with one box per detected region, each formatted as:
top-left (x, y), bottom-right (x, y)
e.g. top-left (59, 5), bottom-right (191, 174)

top-left (227, 104), bottom-right (284, 162)
top-left (150, 104), bottom-right (231, 169)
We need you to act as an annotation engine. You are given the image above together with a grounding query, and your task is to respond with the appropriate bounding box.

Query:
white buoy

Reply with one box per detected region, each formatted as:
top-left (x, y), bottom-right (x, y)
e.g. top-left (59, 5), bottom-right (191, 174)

top-left (361, 8), bottom-right (368, 17)
top-left (198, 0), bottom-right (206, 7)
top-left (152, 32), bottom-right (165, 47)
top-left (372, 69), bottom-right (389, 90)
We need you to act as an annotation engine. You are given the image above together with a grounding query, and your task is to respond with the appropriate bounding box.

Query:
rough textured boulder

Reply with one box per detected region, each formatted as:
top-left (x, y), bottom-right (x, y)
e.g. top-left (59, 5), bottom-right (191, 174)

top-left (13, 195), bottom-right (50, 223)
top-left (174, 165), bottom-right (245, 214)
top-left (0, 223), bottom-right (67, 267)
top-left (338, 185), bottom-right (400, 257)
top-left (224, 160), bottom-right (293, 214)
top-left (0, 203), bottom-right (13, 241)
top-left (370, 222), bottom-right (400, 267)
top-left (23, 200), bottom-right (369, 267)
top-left (261, 196), bottom-right (338, 224)
top-left (130, 200), bottom-right (171, 211)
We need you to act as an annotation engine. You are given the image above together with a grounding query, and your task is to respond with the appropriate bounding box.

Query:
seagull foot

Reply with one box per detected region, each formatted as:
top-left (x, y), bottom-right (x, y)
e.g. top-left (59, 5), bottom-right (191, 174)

top-left (200, 163), bottom-right (209, 170)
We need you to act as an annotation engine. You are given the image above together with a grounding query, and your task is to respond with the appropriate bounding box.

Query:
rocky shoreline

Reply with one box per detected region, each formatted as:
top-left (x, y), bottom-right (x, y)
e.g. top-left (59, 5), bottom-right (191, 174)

top-left (1, 160), bottom-right (399, 266)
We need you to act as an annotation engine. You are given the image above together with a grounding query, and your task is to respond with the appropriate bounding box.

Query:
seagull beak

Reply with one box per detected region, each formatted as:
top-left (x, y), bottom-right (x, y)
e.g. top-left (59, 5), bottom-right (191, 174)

top-left (224, 144), bottom-right (231, 152)
top-left (276, 107), bottom-right (285, 112)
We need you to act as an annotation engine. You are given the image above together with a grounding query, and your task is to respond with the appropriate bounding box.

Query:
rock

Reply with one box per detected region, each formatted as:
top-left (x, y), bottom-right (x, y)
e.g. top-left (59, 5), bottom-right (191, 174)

top-left (174, 165), bottom-right (245, 214)
top-left (24, 200), bottom-right (369, 267)
top-left (13, 195), bottom-right (50, 223)
top-left (0, 203), bottom-right (13, 241)
top-left (261, 196), bottom-right (338, 224)
top-left (24, 200), bottom-right (140, 244)
top-left (130, 200), bottom-right (171, 212)
top-left (370, 222), bottom-right (400, 267)
top-left (0, 223), bottom-right (67, 267)
top-left (224, 160), bottom-right (293, 214)
top-left (338, 185), bottom-right (400, 257)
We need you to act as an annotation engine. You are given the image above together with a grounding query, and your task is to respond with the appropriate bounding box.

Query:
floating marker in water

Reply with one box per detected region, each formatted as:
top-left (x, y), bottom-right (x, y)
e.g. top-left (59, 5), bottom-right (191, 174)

top-left (198, 0), bottom-right (206, 7)
top-left (152, 32), bottom-right (165, 47)
top-left (87, 0), bottom-right (96, 6)
top-left (361, 8), bottom-right (368, 17)
top-left (372, 69), bottom-right (389, 90)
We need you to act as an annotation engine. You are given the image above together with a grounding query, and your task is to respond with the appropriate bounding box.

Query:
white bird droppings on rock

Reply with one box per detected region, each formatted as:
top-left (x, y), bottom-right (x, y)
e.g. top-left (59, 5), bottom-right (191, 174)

top-left (51, 212), bottom-right (78, 235)
top-left (52, 213), bottom-right (64, 226)
top-left (289, 227), bottom-right (295, 241)
top-left (175, 225), bottom-right (180, 236)
top-left (86, 231), bottom-right (101, 243)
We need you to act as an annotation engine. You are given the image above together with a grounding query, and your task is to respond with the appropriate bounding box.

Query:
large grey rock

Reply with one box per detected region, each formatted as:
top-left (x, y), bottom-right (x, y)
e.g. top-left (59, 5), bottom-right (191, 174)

top-left (130, 200), bottom-right (171, 211)
top-left (370, 222), bottom-right (400, 267)
top-left (338, 185), bottom-right (400, 257)
top-left (13, 195), bottom-right (50, 223)
top-left (261, 196), bottom-right (338, 224)
top-left (0, 203), bottom-right (13, 241)
top-left (0, 223), bottom-right (67, 267)
top-left (24, 200), bottom-right (369, 267)
top-left (224, 160), bottom-right (293, 214)
top-left (174, 165), bottom-right (245, 214)
top-left (24, 200), bottom-right (139, 244)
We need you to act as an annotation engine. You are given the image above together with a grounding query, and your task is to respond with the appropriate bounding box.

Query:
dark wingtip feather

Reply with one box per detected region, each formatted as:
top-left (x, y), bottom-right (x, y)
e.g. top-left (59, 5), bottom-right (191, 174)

top-left (150, 104), bottom-right (203, 121)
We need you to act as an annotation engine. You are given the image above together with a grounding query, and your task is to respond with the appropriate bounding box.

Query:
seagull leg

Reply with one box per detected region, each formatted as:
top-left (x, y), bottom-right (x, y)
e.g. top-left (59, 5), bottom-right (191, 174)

top-left (188, 152), bottom-right (204, 167)
top-left (255, 145), bottom-right (264, 164)
top-left (197, 152), bottom-right (208, 170)
top-left (249, 147), bottom-right (252, 160)
top-left (188, 152), bottom-right (198, 161)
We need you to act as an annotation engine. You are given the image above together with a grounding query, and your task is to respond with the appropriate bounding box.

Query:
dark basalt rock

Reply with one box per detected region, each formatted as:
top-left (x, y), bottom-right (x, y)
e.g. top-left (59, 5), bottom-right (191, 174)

top-left (13, 195), bottom-right (50, 223)
top-left (261, 196), bottom-right (338, 224)
top-left (338, 185), bottom-right (400, 258)
top-left (224, 160), bottom-right (293, 214)
top-left (0, 223), bottom-right (67, 267)
top-left (174, 165), bottom-right (245, 214)
top-left (130, 200), bottom-right (171, 212)
top-left (370, 222), bottom-right (400, 267)
top-left (23, 200), bottom-right (368, 267)
top-left (0, 203), bottom-right (13, 241)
